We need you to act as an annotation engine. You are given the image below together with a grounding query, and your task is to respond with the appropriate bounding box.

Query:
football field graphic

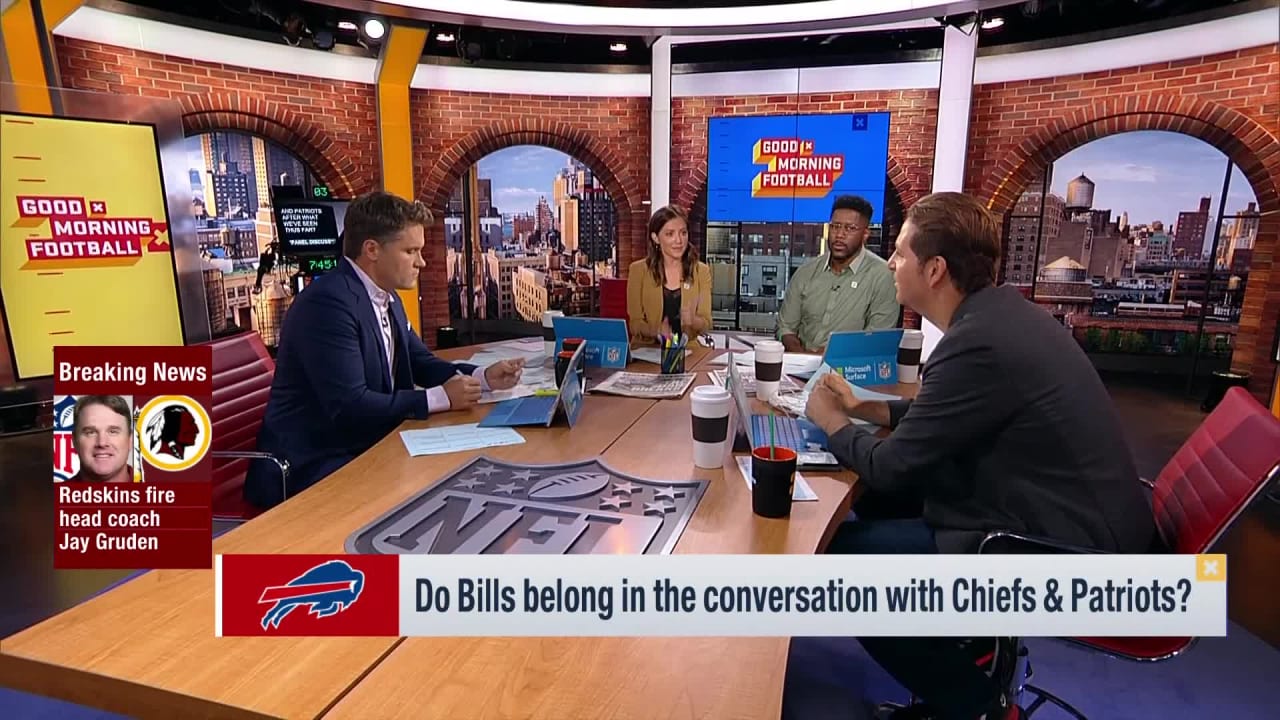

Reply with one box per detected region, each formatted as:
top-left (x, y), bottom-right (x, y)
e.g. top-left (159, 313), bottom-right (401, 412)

top-left (346, 457), bottom-right (707, 556)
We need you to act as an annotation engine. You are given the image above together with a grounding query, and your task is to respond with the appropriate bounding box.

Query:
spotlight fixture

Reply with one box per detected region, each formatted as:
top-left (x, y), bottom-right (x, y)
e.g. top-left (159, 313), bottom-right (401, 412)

top-left (436, 32), bottom-right (455, 43)
top-left (609, 42), bottom-right (627, 52)
top-left (356, 17), bottom-right (386, 48)
top-left (363, 18), bottom-right (386, 40)
top-left (981, 16), bottom-right (1005, 29)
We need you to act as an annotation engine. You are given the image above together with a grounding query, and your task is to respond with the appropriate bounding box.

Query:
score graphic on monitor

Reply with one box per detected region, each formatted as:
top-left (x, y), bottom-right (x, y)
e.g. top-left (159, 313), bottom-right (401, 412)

top-left (706, 112), bottom-right (891, 224)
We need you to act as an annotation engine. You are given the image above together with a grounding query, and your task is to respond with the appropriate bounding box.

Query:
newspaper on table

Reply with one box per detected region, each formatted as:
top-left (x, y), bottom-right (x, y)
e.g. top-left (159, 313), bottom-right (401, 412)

top-left (590, 371), bottom-right (698, 399)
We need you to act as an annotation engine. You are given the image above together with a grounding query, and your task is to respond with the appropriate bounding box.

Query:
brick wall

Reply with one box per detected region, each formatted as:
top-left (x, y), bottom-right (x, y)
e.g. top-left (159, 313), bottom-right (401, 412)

top-left (410, 90), bottom-right (651, 338)
top-left (54, 37), bottom-right (379, 197)
top-left (966, 44), bottom-right (1280, 402)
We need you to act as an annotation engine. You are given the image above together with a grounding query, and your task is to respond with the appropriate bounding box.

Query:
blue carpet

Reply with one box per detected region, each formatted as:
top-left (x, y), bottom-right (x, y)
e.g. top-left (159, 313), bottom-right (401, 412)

top-left (783, 622), bottom-right (1277, 719)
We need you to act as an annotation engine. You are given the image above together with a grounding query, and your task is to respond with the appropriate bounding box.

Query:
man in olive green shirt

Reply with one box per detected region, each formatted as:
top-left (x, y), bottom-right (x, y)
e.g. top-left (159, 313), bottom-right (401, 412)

top-left (778, 195), bottom-right (900, 353)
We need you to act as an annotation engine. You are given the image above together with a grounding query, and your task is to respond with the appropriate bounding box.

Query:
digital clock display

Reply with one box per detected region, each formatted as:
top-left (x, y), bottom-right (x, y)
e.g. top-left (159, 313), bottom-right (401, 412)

top-left (302, 257), bottom-right (340, 273)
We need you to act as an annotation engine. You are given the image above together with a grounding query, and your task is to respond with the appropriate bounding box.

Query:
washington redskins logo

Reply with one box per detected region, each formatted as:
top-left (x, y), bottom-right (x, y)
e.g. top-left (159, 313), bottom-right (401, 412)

top-left (135, 395), bottom-right (211, 472)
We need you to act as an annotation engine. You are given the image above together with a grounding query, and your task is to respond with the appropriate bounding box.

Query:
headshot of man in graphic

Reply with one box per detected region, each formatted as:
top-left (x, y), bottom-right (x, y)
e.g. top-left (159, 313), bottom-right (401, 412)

top-left (145, 403), bottom-right (201, 460)
top-left (70, 395), bottom-right (135, 484)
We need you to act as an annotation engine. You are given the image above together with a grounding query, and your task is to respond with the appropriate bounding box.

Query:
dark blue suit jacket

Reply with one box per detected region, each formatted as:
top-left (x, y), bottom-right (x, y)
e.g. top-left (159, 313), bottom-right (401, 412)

top-left (244, 260), bottom-right (476, 508)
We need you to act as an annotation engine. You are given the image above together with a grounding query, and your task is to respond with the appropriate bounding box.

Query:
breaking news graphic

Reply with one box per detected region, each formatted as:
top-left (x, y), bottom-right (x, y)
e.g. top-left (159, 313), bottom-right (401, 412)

top-left (53, 345), bottom-right (214, 570)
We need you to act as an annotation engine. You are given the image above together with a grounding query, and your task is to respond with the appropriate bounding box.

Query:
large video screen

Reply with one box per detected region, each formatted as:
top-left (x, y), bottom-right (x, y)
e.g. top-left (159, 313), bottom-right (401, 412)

top-left (0, 113), bottom-right (184, 380)
top-left (273, 199), bottom-right (348, 258)
top-left (706, 112), bottom-right (891, 223)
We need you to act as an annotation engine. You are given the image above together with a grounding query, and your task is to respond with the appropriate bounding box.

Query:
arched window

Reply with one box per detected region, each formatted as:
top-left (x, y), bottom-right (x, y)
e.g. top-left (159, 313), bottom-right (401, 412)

top-left (446, 145), bottom-right (618, 344)
top-left (998, 130), bottom-right (1258, 388)
top-left (185, 131), bottom-right (326, 342)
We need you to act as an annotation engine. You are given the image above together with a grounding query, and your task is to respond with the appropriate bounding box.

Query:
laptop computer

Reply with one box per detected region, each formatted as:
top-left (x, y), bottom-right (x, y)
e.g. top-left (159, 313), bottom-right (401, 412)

top-left (726, 355), bottom-right (840, 469)
top-left (823, 328), bottom-right (905, 386)
top-left (478, 341), bottom-right (587, 428)
top-left (550, 316), bottom-right (630, 369)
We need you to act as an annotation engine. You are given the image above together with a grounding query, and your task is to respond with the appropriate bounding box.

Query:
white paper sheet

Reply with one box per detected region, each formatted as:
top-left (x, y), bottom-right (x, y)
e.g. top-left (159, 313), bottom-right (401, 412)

top-left (399, 424), bottom-right (525, 456)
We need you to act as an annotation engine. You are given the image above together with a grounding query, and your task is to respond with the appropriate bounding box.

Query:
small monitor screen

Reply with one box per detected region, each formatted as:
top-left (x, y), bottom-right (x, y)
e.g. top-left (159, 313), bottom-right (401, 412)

top-left (273, 200), bottom-right (348, 258)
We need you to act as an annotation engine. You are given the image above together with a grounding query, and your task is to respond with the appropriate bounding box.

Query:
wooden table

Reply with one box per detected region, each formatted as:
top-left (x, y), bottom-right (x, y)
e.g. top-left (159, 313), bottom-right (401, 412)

top-left (0, 341), bottom-right (912, 719)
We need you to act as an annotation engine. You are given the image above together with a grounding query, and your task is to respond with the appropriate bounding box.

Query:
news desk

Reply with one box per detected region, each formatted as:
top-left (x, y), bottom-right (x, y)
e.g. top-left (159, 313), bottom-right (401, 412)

top-left (0, 341), bottom-right (915, 720)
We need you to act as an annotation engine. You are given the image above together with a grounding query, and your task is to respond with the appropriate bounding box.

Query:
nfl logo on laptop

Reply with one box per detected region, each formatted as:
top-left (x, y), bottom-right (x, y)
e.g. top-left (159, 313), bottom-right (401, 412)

top-left (607, 346), bottom-right (622, 364)
top-left (877, 361), bottom-right (892, 381)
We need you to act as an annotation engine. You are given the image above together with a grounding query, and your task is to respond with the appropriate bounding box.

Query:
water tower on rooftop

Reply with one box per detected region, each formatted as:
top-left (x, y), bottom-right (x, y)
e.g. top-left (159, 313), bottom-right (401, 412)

top-left (1065, 174), bottom-right (1095, 213)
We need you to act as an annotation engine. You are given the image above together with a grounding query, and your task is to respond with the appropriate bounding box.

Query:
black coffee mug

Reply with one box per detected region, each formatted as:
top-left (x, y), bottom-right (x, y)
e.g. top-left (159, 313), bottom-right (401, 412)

top-left (555, 350), bottom-right (575, 387)
top-left (751, 446), bottom-right (797, 518)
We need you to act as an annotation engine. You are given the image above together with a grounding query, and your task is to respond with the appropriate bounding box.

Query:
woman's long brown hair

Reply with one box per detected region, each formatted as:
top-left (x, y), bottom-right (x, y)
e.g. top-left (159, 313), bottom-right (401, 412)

top-left (645, 205), bottom-right (694, 287)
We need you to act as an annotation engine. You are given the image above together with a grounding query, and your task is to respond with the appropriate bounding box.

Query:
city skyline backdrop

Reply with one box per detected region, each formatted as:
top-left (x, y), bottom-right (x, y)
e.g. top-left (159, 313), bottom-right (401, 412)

top-left (476, 145), bottom-right (575, 218)
top-left (1046, 130), bottom-right (1257, 254)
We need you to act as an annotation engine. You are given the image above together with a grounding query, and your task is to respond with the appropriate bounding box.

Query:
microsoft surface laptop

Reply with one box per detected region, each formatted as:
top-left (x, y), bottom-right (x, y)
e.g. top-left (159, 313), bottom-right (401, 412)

top-left (479, 341), bottom-right (586, 428)
top-left (550, 316), bottom-right (630, 369)
top-left (726, 355), bottom-right (839, 469)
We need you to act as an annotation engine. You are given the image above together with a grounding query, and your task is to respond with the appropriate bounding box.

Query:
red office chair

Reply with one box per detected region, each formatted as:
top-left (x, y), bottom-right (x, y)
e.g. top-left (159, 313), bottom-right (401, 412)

top-left (598, 277), bottom-right (629, 323)
top-left (202, 331), bottom-right (289, 522)
top-left (975, 386), bottom-right (1280, 718)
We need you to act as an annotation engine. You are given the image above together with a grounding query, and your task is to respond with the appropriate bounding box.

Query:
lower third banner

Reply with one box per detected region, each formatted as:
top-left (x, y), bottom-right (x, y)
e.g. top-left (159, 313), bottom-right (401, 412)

top-left (216, 554), bottom-right (1228, 638)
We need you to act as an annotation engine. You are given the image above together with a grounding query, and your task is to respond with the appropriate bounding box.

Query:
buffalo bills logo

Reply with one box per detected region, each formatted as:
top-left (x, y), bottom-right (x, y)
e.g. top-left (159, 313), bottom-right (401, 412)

top-left (258, 560), bottom-right (365, 630)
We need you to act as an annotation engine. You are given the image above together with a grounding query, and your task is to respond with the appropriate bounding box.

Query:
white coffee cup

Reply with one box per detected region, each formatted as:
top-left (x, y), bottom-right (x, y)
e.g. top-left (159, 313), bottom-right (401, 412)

top-left (898, 329), bottom-right (924, 384)
top-left (541, 310), bottom-right (564, 358)
top-left (690, 385), bottom-right (733, 469)
top-left (754, 340), bottom-right (785, 401)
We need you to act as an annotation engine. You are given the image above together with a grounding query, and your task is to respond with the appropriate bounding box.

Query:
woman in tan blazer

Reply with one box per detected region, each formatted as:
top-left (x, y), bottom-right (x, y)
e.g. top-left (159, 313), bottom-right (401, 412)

top-left (626, 205), bottom-right (712, 344)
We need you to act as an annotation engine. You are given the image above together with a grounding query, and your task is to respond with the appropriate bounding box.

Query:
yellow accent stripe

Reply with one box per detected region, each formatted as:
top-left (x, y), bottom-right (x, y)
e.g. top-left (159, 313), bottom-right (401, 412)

top-left (41, 0), bottom-right (83, 29)
top-left (1, 0), bottom-right (52, 114)
top-left (376, 24), bottom-right (427, 335)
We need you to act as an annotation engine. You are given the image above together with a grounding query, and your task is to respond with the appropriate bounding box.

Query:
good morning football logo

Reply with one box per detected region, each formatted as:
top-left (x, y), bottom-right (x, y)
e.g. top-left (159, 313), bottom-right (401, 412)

top-left (750, 138), bottom-right (845, 199)
top-left (15, 195), bottom-right (169, 270)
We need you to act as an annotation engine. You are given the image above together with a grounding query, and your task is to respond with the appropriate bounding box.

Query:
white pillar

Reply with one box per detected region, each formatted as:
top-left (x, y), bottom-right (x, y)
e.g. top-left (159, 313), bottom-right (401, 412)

top-left (921, 19), bottom-right (978, 363)
top-left (649, 37), bottom-right (672, 211)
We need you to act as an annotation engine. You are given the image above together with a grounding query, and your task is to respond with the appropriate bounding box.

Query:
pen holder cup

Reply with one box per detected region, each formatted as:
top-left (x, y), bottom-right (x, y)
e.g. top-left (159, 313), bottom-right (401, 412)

top-left (661, 345), bottom-right (686, 375)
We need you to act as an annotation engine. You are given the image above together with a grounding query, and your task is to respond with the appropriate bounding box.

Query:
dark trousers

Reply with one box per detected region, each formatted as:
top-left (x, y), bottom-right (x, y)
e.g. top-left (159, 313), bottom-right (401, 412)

top-left (827, 515), bottom-right (999, 720)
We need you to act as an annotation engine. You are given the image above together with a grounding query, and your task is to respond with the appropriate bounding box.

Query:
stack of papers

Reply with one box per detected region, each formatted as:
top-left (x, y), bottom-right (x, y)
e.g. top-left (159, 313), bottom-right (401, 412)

top-left (399, 424), bottom-right (525, 456)
top-left (464, 345), bottom-right (557, 404)
top-left (708, 351), bottom-right (824, 377)
top-left (734, 455), bottom-right (818, 501)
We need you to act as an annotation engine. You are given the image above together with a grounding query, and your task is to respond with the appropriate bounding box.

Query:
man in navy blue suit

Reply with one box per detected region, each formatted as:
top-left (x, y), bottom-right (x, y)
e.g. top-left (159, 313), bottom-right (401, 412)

top-left (244, 191), bottom-right (525, 509)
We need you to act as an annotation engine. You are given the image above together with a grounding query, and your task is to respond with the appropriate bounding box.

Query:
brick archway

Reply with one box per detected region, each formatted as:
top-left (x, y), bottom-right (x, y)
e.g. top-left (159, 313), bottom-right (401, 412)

top-left (417, 121), bottom-right (647, 337)
top-left (980, 96), bottom-right (1280, 403)
top-left (179, 92), bottom-right (365, 198)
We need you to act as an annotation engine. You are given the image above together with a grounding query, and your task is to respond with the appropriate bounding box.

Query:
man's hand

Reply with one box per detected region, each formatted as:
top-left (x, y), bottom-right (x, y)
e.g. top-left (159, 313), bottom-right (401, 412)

top-left (781, 333), bottom-right (805, 353)
top-left (808, 372), bottom-right (892, 428)
top-left (443, 373), bottom-right (483, 410)
top-left (484, 358), bottom-right (525, 390)
top-left (806, 378), bottom-right (854, 436)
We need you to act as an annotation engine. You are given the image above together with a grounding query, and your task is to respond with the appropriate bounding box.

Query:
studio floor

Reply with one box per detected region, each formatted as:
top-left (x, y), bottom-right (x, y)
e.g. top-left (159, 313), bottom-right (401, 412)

top-left (1, 373), bottom-right (1276, 719)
